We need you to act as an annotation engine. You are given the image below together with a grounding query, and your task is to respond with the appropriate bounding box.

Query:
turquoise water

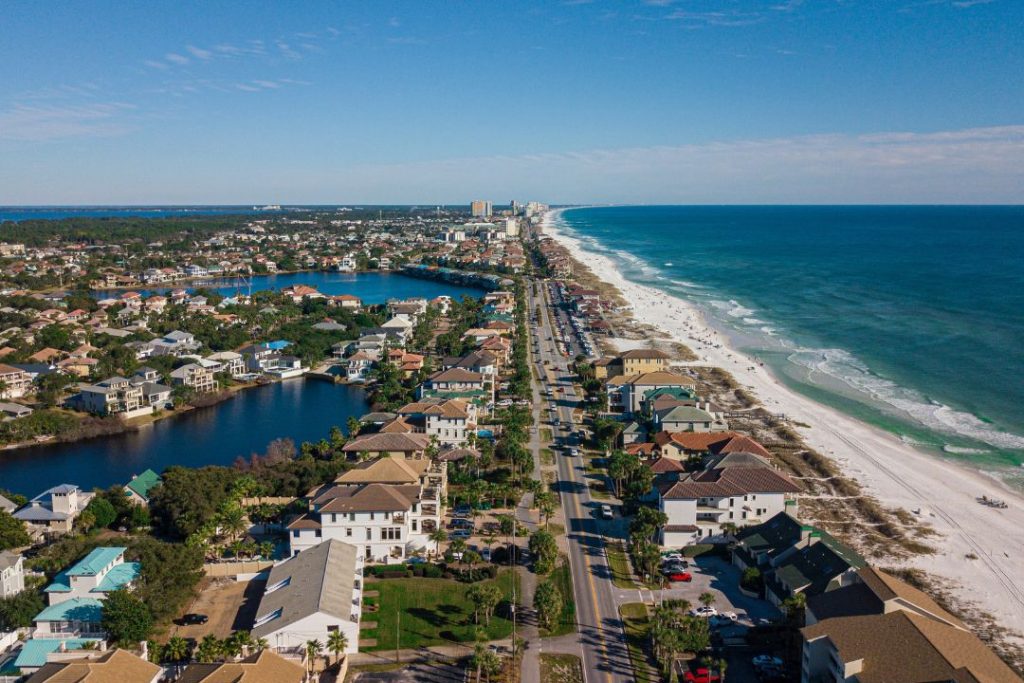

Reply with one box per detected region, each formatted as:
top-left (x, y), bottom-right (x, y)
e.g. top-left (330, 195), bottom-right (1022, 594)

top-left (555, 206), bottom-right (1024, 486)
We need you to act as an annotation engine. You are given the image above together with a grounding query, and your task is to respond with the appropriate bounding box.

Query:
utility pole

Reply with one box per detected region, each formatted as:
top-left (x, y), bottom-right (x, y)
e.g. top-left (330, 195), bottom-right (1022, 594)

top-left (395, 597), bottom-right (401, 663)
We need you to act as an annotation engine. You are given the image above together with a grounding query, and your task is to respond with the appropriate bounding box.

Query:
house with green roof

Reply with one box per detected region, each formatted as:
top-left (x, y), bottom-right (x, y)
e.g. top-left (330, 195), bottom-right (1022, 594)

top-left (124, 469), bottom-right (161, 506)
top-left (8, 637), bottom-right (101, 674)
top-left (43, 546), bottom-right (140, 606)
top-left (32, 598), bottom-right (105, 638)
top-left (732, 510), bottom-right (866, 607)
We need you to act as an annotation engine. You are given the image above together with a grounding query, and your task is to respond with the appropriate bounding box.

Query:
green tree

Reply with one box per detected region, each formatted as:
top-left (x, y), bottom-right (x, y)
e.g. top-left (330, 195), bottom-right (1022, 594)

top-left (164, 636), bottom-right (191, 663)
top-left (466, 583), bottom-right (503, 625)
top-left (305, 639), bottom-right (324, 674)
top-left (101, 588), bottom-right (153, 645)
top-left (528, 529), bottom-right (558, 574)
top-left (327, 629), bottom-right (349, 665)
top-left (84, 497), bottom-right (117, 530)
top-left (0, 588), bottom-right (45, 630)
top-left (196, 635), bottom-right (223, 663)
top-left (0, 510), bottom-right (30, 550)
top-left (699, 591), bottom-right (716, 609)
top-left (533, 579), bottom-right (563, 631)
top-left (429, 528), bottom-right (447, 558)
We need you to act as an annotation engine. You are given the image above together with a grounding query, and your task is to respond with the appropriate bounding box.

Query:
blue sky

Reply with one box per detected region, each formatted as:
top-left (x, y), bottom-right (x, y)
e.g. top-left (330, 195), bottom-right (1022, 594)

top-left (1, 0), bottom-right (1022, 204)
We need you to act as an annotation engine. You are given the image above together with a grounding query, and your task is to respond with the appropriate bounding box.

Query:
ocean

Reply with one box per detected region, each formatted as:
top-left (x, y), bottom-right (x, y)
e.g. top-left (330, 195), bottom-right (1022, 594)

top-left (555, 206), bottom-right (1024, 487)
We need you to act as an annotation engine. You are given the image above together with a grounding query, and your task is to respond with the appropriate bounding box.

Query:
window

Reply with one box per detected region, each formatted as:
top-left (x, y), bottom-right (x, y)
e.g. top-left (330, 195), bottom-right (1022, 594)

top-left (266, 577), bottom-right (291, 594)
top-left (370, 512), bottom-right (375, 521)
top-left (365, 528), bottom-right (372, 540)
top-left (292, 530), bottom-right (299, 538)
top-left (349, 513), bottom-right (355, 521)
top-left (315, 530), bottom-right (322, 538)
top-left (253, 608), bottom-right (283, 628)
top-left (412, 520), bottom-right (418, 531)
top-left (328, 625), bottom-right (339, 633)
top-left (346, 528), bottom-right (353, 537)
top-left (384, 511), bottom-right (390, 520)
top-left (331, 514), bottom-right (337, 523)
top-left (382, 527), bottom-right (402, 541)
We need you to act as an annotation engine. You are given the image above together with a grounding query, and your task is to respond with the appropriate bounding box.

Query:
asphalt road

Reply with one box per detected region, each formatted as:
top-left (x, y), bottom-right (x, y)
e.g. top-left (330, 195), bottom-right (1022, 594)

top-left (527, 278), bottom-right (634, 683)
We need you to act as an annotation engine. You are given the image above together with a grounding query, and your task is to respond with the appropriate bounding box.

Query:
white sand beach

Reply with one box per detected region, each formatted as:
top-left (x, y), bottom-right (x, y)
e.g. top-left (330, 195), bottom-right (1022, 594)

top-left (542, 210), bottom-right (1024, 646)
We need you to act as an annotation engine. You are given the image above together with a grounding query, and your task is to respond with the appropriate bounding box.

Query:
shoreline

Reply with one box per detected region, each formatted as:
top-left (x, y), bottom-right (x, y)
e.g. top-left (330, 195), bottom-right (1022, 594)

top-left (542, 209), bottom-right (1024, 650)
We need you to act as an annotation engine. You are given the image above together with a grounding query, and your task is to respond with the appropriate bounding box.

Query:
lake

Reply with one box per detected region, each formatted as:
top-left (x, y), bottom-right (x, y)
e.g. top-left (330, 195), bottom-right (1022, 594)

top-left (95, 271), bottom-right (485, 303)
top-left (0, 379), bottom-right (369, 497)
top-left (0, 272), bottom-right (487, 496)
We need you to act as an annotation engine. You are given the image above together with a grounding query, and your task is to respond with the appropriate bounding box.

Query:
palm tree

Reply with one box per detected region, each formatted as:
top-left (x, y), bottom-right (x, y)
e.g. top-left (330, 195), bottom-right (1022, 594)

top-left (196, 635), bottom-right (223, 664)
top-left (327, 630), bottom-right (348, 666)
top-left (429, 528), bottom-right (448, 559)
top-left (699, 592), bottom-right (716, 609)
top-left (253, 638), bottom-right (269, 652)
top-left (304, 639), bottom-right (324, 675)
top-left (164, 636), bottom-right (190, 663)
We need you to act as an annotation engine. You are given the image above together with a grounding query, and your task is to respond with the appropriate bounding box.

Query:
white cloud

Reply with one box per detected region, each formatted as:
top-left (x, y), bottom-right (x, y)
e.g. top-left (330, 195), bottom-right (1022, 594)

top-left (0, 102), bottom-right (137, 141)
top-left (165, 53), bottom-right (190, 65)
top-left (144, 59), bottom-right (168, 70)
top-left (186, 45), bottom-right (213, 60)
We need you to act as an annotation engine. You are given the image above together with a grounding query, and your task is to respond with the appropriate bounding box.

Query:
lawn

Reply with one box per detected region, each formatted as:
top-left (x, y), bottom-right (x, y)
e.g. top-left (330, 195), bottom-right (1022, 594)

top-left (541, 448), bottom-right (555, 466)
top-left (362, 571), bottom-right (520, 651)
top-left (538, 558), bottom-right (577, 637)
top-left (606, 543), bottom-right (637, 589)
top-left (540, 428), bottom-right (553, 442)
top-left (540, 653), bottom-right (583, 683)
top-left (620, 602), bottom-right (659, 683)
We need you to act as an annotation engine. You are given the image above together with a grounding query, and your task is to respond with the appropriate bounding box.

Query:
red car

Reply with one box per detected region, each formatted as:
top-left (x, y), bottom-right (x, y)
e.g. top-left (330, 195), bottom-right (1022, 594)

top-left (667, 571), bottom-right (693, 582)
top-left (683, 668), bottom-right (720, 683)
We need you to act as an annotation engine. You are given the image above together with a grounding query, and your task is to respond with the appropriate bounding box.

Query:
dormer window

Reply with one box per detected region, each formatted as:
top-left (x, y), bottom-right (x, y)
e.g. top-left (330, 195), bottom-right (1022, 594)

top-left (265, 577), bottom-right (291, 594)
top-left (253, 608), bottom-right (283, 628)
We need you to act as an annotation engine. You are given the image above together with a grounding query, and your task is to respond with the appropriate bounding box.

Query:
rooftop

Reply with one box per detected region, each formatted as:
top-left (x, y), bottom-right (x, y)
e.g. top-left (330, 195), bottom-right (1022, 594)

top-left (34, 597), bottom-right (104, 623)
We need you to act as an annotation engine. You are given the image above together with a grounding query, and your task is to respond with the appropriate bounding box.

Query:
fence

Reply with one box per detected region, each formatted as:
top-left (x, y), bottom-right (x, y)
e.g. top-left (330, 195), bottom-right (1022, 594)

top-left (239, 496), bottom-right (296, 506)
top-left (203, 560), bottom-right (275, 577)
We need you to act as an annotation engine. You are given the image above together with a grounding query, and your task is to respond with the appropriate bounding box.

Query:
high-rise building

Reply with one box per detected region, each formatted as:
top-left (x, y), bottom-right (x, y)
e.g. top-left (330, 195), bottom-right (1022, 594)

top-left (470, 200), bottom-right (492, 218)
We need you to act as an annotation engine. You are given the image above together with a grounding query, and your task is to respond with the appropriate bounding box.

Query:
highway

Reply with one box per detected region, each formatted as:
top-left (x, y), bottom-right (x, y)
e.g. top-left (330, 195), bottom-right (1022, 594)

top-left (527, 278), bottom-right (634, 683)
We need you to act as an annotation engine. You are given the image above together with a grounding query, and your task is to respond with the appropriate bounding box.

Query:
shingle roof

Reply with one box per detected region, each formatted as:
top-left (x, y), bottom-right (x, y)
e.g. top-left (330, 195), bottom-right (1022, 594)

top-left (802, 611), bottom-right (1021, 683)
top-left (26, 648), bottom-right (161, 683)
top-left (660, 466), bottom-right (800, 499)
top-left (340, 432), bottom-right (430, 453)
top-left (654, 431), bottom-right (739, 452)
top-left (317, 484), bottom-right (419, 513)
top-left (619, 349), bottom-right (670, 360)
top-left (334, 456), bottom-right (425, 484)
top-left (176, 649), bottom-right (304, 683)
top-left (250, 539), bottom-right (359, 640)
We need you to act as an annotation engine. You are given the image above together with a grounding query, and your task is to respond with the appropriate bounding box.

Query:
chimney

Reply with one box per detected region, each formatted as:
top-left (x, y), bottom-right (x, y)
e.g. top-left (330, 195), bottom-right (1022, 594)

top-left (99, 641), bottom-right (108, 652)
top-left (139, 640), bottom-right (148, 660)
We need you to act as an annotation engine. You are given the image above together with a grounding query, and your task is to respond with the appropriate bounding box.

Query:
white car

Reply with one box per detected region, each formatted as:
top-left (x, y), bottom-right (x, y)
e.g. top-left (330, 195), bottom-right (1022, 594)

top-left (600, 504), bottom-right (613, 519)
top-left (691, 606), bottom-right (718, 618)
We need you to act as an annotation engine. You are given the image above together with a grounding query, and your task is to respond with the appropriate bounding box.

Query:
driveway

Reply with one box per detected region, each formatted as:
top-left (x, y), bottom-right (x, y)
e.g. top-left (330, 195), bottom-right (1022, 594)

top-left (171, 577), bottom-right (265, 640)
top-left (352, 661), bottom-right (465, 682)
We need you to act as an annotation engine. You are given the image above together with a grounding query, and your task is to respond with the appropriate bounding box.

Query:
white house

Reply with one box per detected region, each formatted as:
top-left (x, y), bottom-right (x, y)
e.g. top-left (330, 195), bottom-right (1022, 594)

top-left (658, 453), bottom-right (801, 547)
top-left (0, 550), bottom-right (25, 598)
top-left (75, 377), bottom-right (151, 417)
top-left (251, 539), bottom-right (362, 654)
top-left (44, 546), bottom-right (140, 605)
top-left (205, 351), bottom-right (246, 377)
top-left (147, 330), bottom-right (200, 357)
top-left (606, 371), bottom-right (697, 415)
top-left (396, 399), bottom-right (476, 447)
top-left (288, 456), bottom-right (445, 562)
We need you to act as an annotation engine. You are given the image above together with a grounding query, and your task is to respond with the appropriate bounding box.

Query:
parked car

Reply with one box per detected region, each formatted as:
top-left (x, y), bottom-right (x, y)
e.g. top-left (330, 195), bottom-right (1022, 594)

top-left (667, 571), bottom-right (693, 582)
top-left (660, 552), bottom-right (684, 563)
top-left (481, 547), bottom-right (492, 562)
top-left (177, 613), bottom-right (208, 625)
top-left (661, 563), bottom-right (688, 575)
top-left (600, 504), bottom-right (613, 519)
top-left (683, 668), bottom-right (720, 683)
top-left (453, 504), bottom-right (472, 518)
top-left (691, 606), bottom-right (718, 618)
top-left (450, 528), bottom-right (473, 540)
top-left (752, 655), bottom-right (784, 669)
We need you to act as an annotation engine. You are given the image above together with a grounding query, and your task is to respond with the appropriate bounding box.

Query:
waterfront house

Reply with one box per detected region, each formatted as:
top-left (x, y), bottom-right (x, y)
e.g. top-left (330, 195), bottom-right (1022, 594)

top-left (0, 401), bottom-right (33, 419)
top-left (74, 377), bottom-right (149, 417)
top-left (205, 350), bottom-right (245, 376)
top-left (251, 539), bottom-right (362, 653)
top-left (605, 371), bottom-right (697, 415)
top-left (441, 350), bottom-right (498, 377)
top-left (732, 511), bottom-right (866, 607)
top-left (25, 648), bottom-right (161, 683)
top-left (800, 567), bottom-right (1019, 683)
top-left (169, 363), bottom-right (217, 393)
top-left (652, 431), bottom-right (742, 459)
top-left (380, 315), bottom-right (414, 343)
top-left (30, 598), bottom-right (105, 639)
top-left (14, 485), bottom-right (94, 534)
top-left (177, 649), bottom-right (304, 683)
top-left (652, 404), bottom-right (728, 433)
top-left (341, 432), bottom-right (431, 459)
top-left (0, 363), bottom-right (33, 399)
top-left (346, 350), bottom-right (375, 382)
top-left (332, 294), bottom-right (363, 310)
top-left (0, 493), bottom-right (15, 513)
top-left (658, 454), bottom-right (801, 547)
top-left (44, 546), bottom-right (140, 605)
top-left (0, 550), bottom-right (25, 598)
top-left (124, 469), bottom-right (161, 506)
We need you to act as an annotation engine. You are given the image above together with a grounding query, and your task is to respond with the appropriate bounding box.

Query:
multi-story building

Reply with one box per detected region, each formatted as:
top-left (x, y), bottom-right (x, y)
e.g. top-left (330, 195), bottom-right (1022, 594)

top-left (43, 546), bottom-right (140, 606)
top-left (0, 363), bottom-right (33, 399)
top-left (658, 453), bottom-right (801, 547)
top-left (470, 200), bottom-right (492, 218)
top-left (0, 550), bottom-right (25, 598)
top-left (605, 371), bottom-right (697, 415)
top-left (13, 484), bottom-right (94, 534)
top-left (396, 399), bottom-right (476, 447)
top-left (75, 377), bottom-right (148, 417)
top-left (593, 349), bottom-right (671, 380)
top-left (251, 539), bottom-right (362, 654)
top-left (169, 363), bottom-right (217, 393)
top-left (288, 456), bottom-right (445, 562)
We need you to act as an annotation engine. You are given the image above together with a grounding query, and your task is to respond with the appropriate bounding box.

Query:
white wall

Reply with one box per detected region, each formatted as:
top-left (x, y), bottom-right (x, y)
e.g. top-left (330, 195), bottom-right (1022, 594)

top-left (265, 613), bottom-right (360, 654)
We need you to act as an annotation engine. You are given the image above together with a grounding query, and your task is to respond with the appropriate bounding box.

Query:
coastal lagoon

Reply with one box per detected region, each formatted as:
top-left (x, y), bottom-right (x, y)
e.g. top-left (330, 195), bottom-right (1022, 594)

top-left (556, 205), bottom-right (1024, 485)
top-left (0, 272), bottom-right (485, 496)
top-left (0, 379), bottom-right (368, 496)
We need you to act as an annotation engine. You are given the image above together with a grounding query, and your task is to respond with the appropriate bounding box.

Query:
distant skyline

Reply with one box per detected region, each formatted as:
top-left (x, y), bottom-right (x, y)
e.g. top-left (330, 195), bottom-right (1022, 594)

top-left (1, 0), bottom-right (1022, 204)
